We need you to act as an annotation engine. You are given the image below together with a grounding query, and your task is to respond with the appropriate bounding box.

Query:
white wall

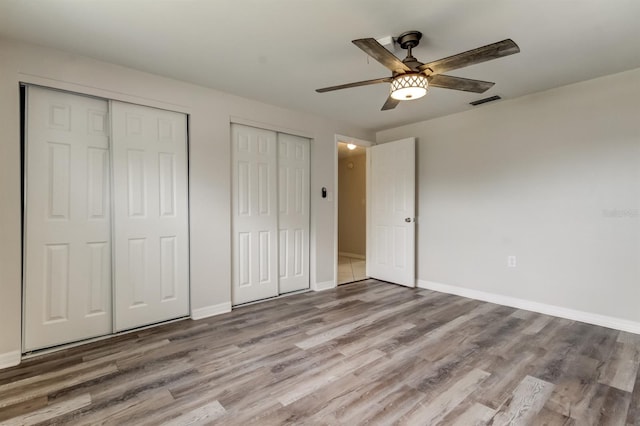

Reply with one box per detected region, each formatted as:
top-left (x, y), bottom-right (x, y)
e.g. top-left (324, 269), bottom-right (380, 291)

top-left (338, 151), bottom-right (366, 257)
top-left (377, 67), bottom-right (640, 326)
top-left (0, 38), bottom-right (372, 362)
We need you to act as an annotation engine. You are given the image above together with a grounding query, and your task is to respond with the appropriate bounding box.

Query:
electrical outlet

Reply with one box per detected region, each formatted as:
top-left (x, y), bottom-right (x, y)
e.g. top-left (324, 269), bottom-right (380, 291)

top-left (508, 255), bottom-right (517, 268)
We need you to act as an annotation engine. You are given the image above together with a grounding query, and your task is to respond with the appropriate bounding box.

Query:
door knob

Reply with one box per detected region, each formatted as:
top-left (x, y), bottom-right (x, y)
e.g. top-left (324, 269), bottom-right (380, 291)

top-left (404, 217), bottom-right (413, 223)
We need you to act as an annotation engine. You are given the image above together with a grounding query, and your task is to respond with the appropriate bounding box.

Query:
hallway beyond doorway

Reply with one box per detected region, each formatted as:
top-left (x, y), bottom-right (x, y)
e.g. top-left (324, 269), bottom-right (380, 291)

top-left (338, 255), bottom-right (367, 285)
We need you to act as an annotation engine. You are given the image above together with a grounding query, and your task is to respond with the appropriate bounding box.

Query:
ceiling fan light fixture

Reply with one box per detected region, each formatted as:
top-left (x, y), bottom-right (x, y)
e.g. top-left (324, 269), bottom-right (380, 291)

top-left (390, 73), bottom-right (428, 101)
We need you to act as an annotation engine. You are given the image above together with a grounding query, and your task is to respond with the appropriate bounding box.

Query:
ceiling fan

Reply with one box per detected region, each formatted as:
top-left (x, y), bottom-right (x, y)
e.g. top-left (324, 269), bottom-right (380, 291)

top-left (316, 31), bottom-right (520, 110)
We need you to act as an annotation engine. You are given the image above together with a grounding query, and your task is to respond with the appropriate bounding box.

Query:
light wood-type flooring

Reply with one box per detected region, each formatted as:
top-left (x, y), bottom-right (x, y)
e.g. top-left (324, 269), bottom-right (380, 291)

top-left (1, 280), bottom-right (639, 425)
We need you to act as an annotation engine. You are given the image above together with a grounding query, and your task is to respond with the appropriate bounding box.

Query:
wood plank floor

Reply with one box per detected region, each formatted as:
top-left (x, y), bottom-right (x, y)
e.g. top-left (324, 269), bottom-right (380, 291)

top-left (1, 280), bottom-right (639, 425)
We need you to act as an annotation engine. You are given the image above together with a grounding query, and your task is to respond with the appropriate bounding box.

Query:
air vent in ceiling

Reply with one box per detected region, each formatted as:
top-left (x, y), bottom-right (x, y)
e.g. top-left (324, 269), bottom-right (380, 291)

top-left (470, 95), bottom-right (501, 106)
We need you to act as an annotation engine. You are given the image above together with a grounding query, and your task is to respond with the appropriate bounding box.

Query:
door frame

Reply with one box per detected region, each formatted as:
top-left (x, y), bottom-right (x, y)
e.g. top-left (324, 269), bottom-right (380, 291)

top-left (333, 134), bottom-right (375, 287)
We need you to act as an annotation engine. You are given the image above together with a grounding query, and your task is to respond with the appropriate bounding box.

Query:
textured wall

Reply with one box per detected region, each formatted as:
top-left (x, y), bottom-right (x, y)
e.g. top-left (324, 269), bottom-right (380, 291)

top-left (377, 67), bottom-right (640, 323)
top-left (338, 150), bottom-right (367, 257)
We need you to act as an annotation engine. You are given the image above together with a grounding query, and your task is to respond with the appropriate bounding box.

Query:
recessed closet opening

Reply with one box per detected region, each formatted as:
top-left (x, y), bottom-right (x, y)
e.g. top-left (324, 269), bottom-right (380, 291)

top-left (20, 84), bottom-right (191, 354)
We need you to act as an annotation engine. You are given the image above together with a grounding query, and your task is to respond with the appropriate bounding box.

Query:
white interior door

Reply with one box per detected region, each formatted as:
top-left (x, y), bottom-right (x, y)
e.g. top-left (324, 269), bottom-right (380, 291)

top-left (367, 138), bottom-right (416, 287)
top-left (111, 101), bottom-right (189, 331)
top-left (24, 86), bottom-right (112, 351)
top-left (277, 133), bottom-right (310, 293)
top-left (231, 124), bottom-right (279, 305)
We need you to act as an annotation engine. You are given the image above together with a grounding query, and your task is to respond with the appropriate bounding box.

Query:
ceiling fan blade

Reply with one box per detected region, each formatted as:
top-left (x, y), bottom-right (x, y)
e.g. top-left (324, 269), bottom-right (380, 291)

top-left (381, 96), bottom-right (400, 111)
top-left (316, 77), bottom-right (392, 93)
top-left (428, 74), bottom-right (495, 93)
top-left (352, 38), bottom-right (412, 74)
top-left (419, 39), bottom-right (520, 75)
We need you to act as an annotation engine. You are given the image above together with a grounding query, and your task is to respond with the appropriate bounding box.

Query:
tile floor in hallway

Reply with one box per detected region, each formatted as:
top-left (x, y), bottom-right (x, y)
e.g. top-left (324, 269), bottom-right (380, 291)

top-left (337, 255), bottom-right (367, 285)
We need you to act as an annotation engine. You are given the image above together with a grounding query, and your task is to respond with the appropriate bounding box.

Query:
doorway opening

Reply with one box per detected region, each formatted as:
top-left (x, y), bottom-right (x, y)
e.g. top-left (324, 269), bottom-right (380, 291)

top-left (337, 141), bottom-right (367, 285)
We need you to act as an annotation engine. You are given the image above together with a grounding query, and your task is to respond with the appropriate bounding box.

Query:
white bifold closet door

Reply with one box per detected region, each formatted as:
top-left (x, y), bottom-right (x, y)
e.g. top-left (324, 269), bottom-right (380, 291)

top-left (231, 124), bottom-right (310, 305)
top-left (231, 125), bottom-right (279, 305)
top-left (23, 87), bottom-right (112, 351)
top-left (277, 133), bottom-right (310, 294)
top-left (111, 101), bottom-right (190, 332)
top-left (24, 87), bottom-right (190, 351)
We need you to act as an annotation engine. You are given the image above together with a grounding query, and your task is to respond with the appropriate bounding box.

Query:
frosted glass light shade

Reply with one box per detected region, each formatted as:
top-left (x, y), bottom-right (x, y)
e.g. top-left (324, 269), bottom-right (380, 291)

top-left (390, 73), bottom-right (428, 100)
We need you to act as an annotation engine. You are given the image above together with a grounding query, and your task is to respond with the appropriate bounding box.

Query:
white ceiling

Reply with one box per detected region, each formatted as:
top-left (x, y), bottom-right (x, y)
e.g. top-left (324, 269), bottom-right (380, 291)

top-left (1, 0), bottom-right (639, 131)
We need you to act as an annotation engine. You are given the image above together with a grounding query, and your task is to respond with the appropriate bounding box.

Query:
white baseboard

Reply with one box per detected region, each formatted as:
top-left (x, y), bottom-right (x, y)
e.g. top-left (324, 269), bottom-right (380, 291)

top-left (191, 302), bottom-right (232, 320)
top-left (338, 252), bottom-right (366, 260)
top-left (0, 350), bottom-right (21, 369)
top-left (417, 280), bottom-right (640, 335)
top-left (313, 280), bottom-right (336, 291)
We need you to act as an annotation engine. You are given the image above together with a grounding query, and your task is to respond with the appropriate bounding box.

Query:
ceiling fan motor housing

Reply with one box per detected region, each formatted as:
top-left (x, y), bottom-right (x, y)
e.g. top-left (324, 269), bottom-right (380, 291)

top-left (397, 31), bottom-right (424, 70)
top-left (396, 31), bottom-right (422, 50)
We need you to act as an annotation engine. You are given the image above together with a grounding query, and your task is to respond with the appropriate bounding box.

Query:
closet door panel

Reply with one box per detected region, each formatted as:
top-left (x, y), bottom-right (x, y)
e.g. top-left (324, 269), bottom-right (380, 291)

top-left (231, 124), bottom-right (279, 305)
top-left (277, 134), bottom-right (310, 293)
top-left (24, 87), bottom-right (112, 351)
top-left (111, 102), bottom-right (189, 331)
